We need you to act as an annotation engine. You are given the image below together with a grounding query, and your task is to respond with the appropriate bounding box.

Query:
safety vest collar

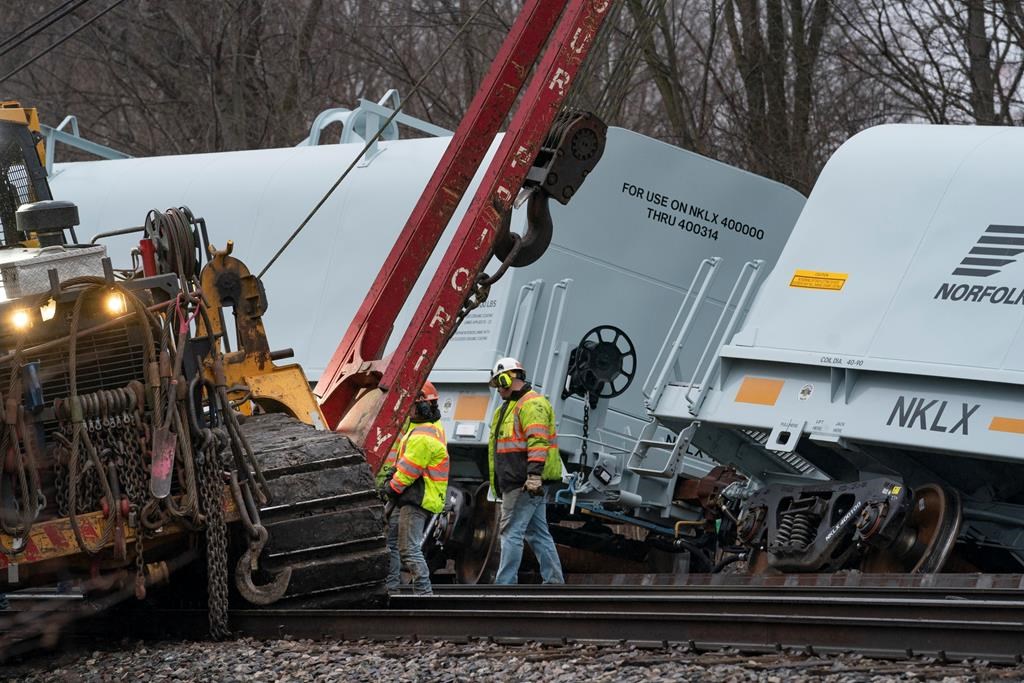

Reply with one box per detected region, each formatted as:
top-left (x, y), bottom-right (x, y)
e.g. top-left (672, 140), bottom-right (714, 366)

top-left (409, 422), bottom-right (444, 441)
top-left (515, 390), bottom-right (542, 410)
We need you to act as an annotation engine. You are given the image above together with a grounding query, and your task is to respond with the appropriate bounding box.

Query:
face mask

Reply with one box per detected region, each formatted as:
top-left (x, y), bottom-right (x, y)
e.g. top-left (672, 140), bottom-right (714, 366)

top-left (413, 400), bottom-right (441, 422)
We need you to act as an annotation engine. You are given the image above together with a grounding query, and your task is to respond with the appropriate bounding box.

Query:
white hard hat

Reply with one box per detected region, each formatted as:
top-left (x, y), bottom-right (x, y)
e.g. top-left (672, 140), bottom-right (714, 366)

top-left (489, 357), bottom-right (525, 387)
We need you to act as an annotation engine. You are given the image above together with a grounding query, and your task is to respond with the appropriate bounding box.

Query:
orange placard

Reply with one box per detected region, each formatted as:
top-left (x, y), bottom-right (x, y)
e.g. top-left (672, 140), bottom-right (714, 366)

top-left (735, 377), bottom-right (785, 406)
top-left (989, 417), bottom-right (1024, 434)
top-left (455, 394), bottom-right (490, 421)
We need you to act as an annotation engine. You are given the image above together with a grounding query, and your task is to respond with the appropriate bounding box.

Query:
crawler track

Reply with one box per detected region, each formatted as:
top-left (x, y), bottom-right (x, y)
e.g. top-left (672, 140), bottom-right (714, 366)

top-left (241, 413), bottom-right (389, 607)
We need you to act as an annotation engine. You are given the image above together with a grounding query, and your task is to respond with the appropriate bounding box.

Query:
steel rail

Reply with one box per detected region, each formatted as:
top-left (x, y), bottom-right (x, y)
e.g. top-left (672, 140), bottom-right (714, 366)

top-left (55, 586), bottom-right (1024, 665)
top-left (398, 578), bottom-right (1024, 600)
top-left (221, 605), bottom-right (1024, 663)
top-left (384, 592), bottom-right (1024, 623)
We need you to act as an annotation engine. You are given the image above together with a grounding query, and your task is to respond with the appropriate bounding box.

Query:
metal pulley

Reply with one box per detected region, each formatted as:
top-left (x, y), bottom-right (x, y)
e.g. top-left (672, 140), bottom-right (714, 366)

top-left (562, 324), bottom-right (637, 408)
top-left (493, 110), bottom-right (608, 268)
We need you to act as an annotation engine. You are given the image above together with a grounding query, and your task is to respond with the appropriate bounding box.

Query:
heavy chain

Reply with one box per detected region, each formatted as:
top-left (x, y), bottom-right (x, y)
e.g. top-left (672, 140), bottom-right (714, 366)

top-left (54, 380), bottom-right (232, 636)
top-left (56, 416), bottom-right (102, 516)
top-left (454, 276), bottom-right (491, 328)
top-left (580, 392), bottom-right (591, 473)
top-left (116, 393), bottom-right (149, 596)
top-left (82, 421), bottom-right (103, 508)
top-left (198, 428), bottom-right (230, 638)
top-left (53, 452), bottom-right (67, 517)
top-left (117, 403), bottom-right (148, 514)
top-left (34, 275), bottom-right (274, 637)
top-left (453, 233), bottom-right (524, 329)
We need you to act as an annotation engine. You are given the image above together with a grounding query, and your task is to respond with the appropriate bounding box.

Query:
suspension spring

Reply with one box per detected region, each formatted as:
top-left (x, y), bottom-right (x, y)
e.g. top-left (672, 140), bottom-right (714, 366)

top-left (790, 513), bottom-right (815, 550)
top-left (776, 513), bottom-right (795, 545)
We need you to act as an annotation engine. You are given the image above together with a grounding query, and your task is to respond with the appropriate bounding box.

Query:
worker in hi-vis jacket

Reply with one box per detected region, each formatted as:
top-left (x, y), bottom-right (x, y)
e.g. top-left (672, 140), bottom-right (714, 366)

top-left (382, 381), bottom-right (449, 595)
top-left (486, 357), bottom-right (565, 584)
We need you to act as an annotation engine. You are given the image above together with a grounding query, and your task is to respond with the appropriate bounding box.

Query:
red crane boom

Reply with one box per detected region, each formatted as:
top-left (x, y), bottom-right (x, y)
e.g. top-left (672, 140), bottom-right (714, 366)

top-left (315, 0), bottom-right (613, 471)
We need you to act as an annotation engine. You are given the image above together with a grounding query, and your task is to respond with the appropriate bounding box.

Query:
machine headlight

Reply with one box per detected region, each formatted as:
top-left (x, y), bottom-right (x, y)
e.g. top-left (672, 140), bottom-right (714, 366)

top-left (104, 291), bottom-right (127, 316)
top-left (10, 308), bottom-right (32, 331)
top-left (39, 298), bottom-right (56, 321)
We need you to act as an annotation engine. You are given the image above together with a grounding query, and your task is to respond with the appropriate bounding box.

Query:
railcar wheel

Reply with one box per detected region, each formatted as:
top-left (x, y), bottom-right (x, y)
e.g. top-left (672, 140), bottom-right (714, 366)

top-left (453, 482), bottom-right (500, 584)
top-left (860, 483), bottom-right (961, 573)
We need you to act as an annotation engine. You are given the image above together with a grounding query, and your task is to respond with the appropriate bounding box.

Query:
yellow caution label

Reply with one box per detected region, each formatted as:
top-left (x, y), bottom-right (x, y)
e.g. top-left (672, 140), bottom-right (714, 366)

top-left (891, 485), bottom-right (902, 495)
top-left (790, 269), bottom-right (848, 291)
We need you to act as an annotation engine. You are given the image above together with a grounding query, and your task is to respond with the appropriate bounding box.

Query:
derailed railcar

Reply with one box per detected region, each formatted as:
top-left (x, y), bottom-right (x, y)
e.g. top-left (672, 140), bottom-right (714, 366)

top-left (50, 106), bottom-right (806, 579)
top-left (652, 124), bottom-right (1024, 574)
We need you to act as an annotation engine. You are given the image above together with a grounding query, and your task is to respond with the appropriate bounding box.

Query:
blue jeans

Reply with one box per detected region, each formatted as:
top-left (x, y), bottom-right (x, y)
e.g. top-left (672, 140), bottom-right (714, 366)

top-left (386, 514), bottom-right (400, 592)
top-left (397, 505), bottom-right (433, 595)
top-left (495, 487), bottom-right (564, 584)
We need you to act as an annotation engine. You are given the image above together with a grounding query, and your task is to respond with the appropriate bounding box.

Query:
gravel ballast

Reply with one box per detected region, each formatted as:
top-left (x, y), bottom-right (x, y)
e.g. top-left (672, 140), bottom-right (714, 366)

top-left (4, 638), bottom-right (1022, 682)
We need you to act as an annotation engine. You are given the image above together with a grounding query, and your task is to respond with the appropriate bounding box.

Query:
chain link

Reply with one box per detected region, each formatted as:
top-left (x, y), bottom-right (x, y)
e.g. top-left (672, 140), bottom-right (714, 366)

top-left (454, 231), bottom-right (526, 329)
top-left (198, 429), bottom-right (230, 638)
top-left (454, 276), bottom-right (492, 329)
top-left (54, 383), bottom-right (232, 636)
top-left (580, 392), bottom-right (591, 473)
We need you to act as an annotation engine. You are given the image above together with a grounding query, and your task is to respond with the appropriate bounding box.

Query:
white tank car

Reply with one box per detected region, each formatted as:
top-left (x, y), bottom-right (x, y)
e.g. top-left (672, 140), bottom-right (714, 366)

top-left (647, 124), bottom-right (1024, 573)
top-left (50, 124), bottom-right (805, 467)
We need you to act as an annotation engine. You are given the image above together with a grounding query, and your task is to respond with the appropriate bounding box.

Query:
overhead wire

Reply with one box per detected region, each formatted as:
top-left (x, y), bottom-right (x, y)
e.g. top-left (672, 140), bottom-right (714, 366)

top-left (566, 0), bottom-right (666, 124)
top-left (256, 0), bottom-right (492, 280)
top-left (0, 0), bottom-right (92, 59)
top-left (0, 0), bottom-right (131, 85)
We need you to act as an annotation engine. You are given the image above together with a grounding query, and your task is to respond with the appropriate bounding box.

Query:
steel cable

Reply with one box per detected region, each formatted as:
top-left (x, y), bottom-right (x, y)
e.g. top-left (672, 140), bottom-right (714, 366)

top-left (0, 0), bottom-right (132, 85)
top-left (257, 0), bottom-right (491, 280)
top-left (0, 0), bottom-right (92, 59)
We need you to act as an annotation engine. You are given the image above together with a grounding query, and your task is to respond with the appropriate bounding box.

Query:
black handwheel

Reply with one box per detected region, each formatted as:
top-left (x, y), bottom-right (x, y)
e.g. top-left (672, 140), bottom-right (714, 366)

top-left (569, 325), bottom-right (637, 400)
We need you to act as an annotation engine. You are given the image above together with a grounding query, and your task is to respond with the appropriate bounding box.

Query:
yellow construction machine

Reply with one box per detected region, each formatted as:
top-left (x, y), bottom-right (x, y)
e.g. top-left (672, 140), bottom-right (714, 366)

top-left (0, 101), bottom-right (388, 638)
top-left (0, 0), bottom-right (611, 642)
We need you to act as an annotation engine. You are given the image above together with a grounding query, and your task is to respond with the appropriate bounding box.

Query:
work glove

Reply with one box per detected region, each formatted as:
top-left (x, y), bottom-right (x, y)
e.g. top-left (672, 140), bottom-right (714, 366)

top-left (524, 474), bottom-right (544, 497)
top-left (383, 484), bottom-right (400, 505)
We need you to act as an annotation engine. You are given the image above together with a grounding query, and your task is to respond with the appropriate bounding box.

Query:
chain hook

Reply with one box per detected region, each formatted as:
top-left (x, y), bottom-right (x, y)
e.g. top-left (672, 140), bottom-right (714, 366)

top-left (234, 525), bottom-right (291, 605)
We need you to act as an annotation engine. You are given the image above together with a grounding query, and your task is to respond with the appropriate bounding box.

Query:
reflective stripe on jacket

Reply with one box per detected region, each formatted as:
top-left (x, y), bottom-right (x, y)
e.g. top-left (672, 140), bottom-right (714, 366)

top-left (488, 388), bottom-right (562, 495)
top-left (388, 420), bottom-right (449, 514)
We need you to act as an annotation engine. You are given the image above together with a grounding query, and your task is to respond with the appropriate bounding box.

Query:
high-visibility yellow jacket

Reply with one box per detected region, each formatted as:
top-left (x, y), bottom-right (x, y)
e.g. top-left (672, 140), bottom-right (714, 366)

top-left (387, 419), bottom-right (449, 514)
top-left (488, 387), bottom-right (562, 496)
top-left (376, 418), bottom-right (412, 489)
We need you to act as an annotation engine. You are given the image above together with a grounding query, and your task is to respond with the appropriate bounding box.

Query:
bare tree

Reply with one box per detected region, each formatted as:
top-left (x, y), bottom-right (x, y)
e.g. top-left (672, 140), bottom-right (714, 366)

top-left (839, 0), bottom-right (1024, 125)
top-left (621, 0), bottom-right (725, 156)
top-left (621, 0), bottom-right (848, 192)
top-left (716, 0), bottom-right (833, 191)
top-left (0, 0), bottom-right (1018, 194)
top-left (1, 1), bottom-right (399, 153)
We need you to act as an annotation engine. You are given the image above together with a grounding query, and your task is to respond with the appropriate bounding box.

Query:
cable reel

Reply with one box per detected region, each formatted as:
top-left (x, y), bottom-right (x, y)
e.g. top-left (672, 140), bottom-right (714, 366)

top-left (142, 206), bottom-right (209, 283)
top-left (562, 324), bottom-right (637, 408)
